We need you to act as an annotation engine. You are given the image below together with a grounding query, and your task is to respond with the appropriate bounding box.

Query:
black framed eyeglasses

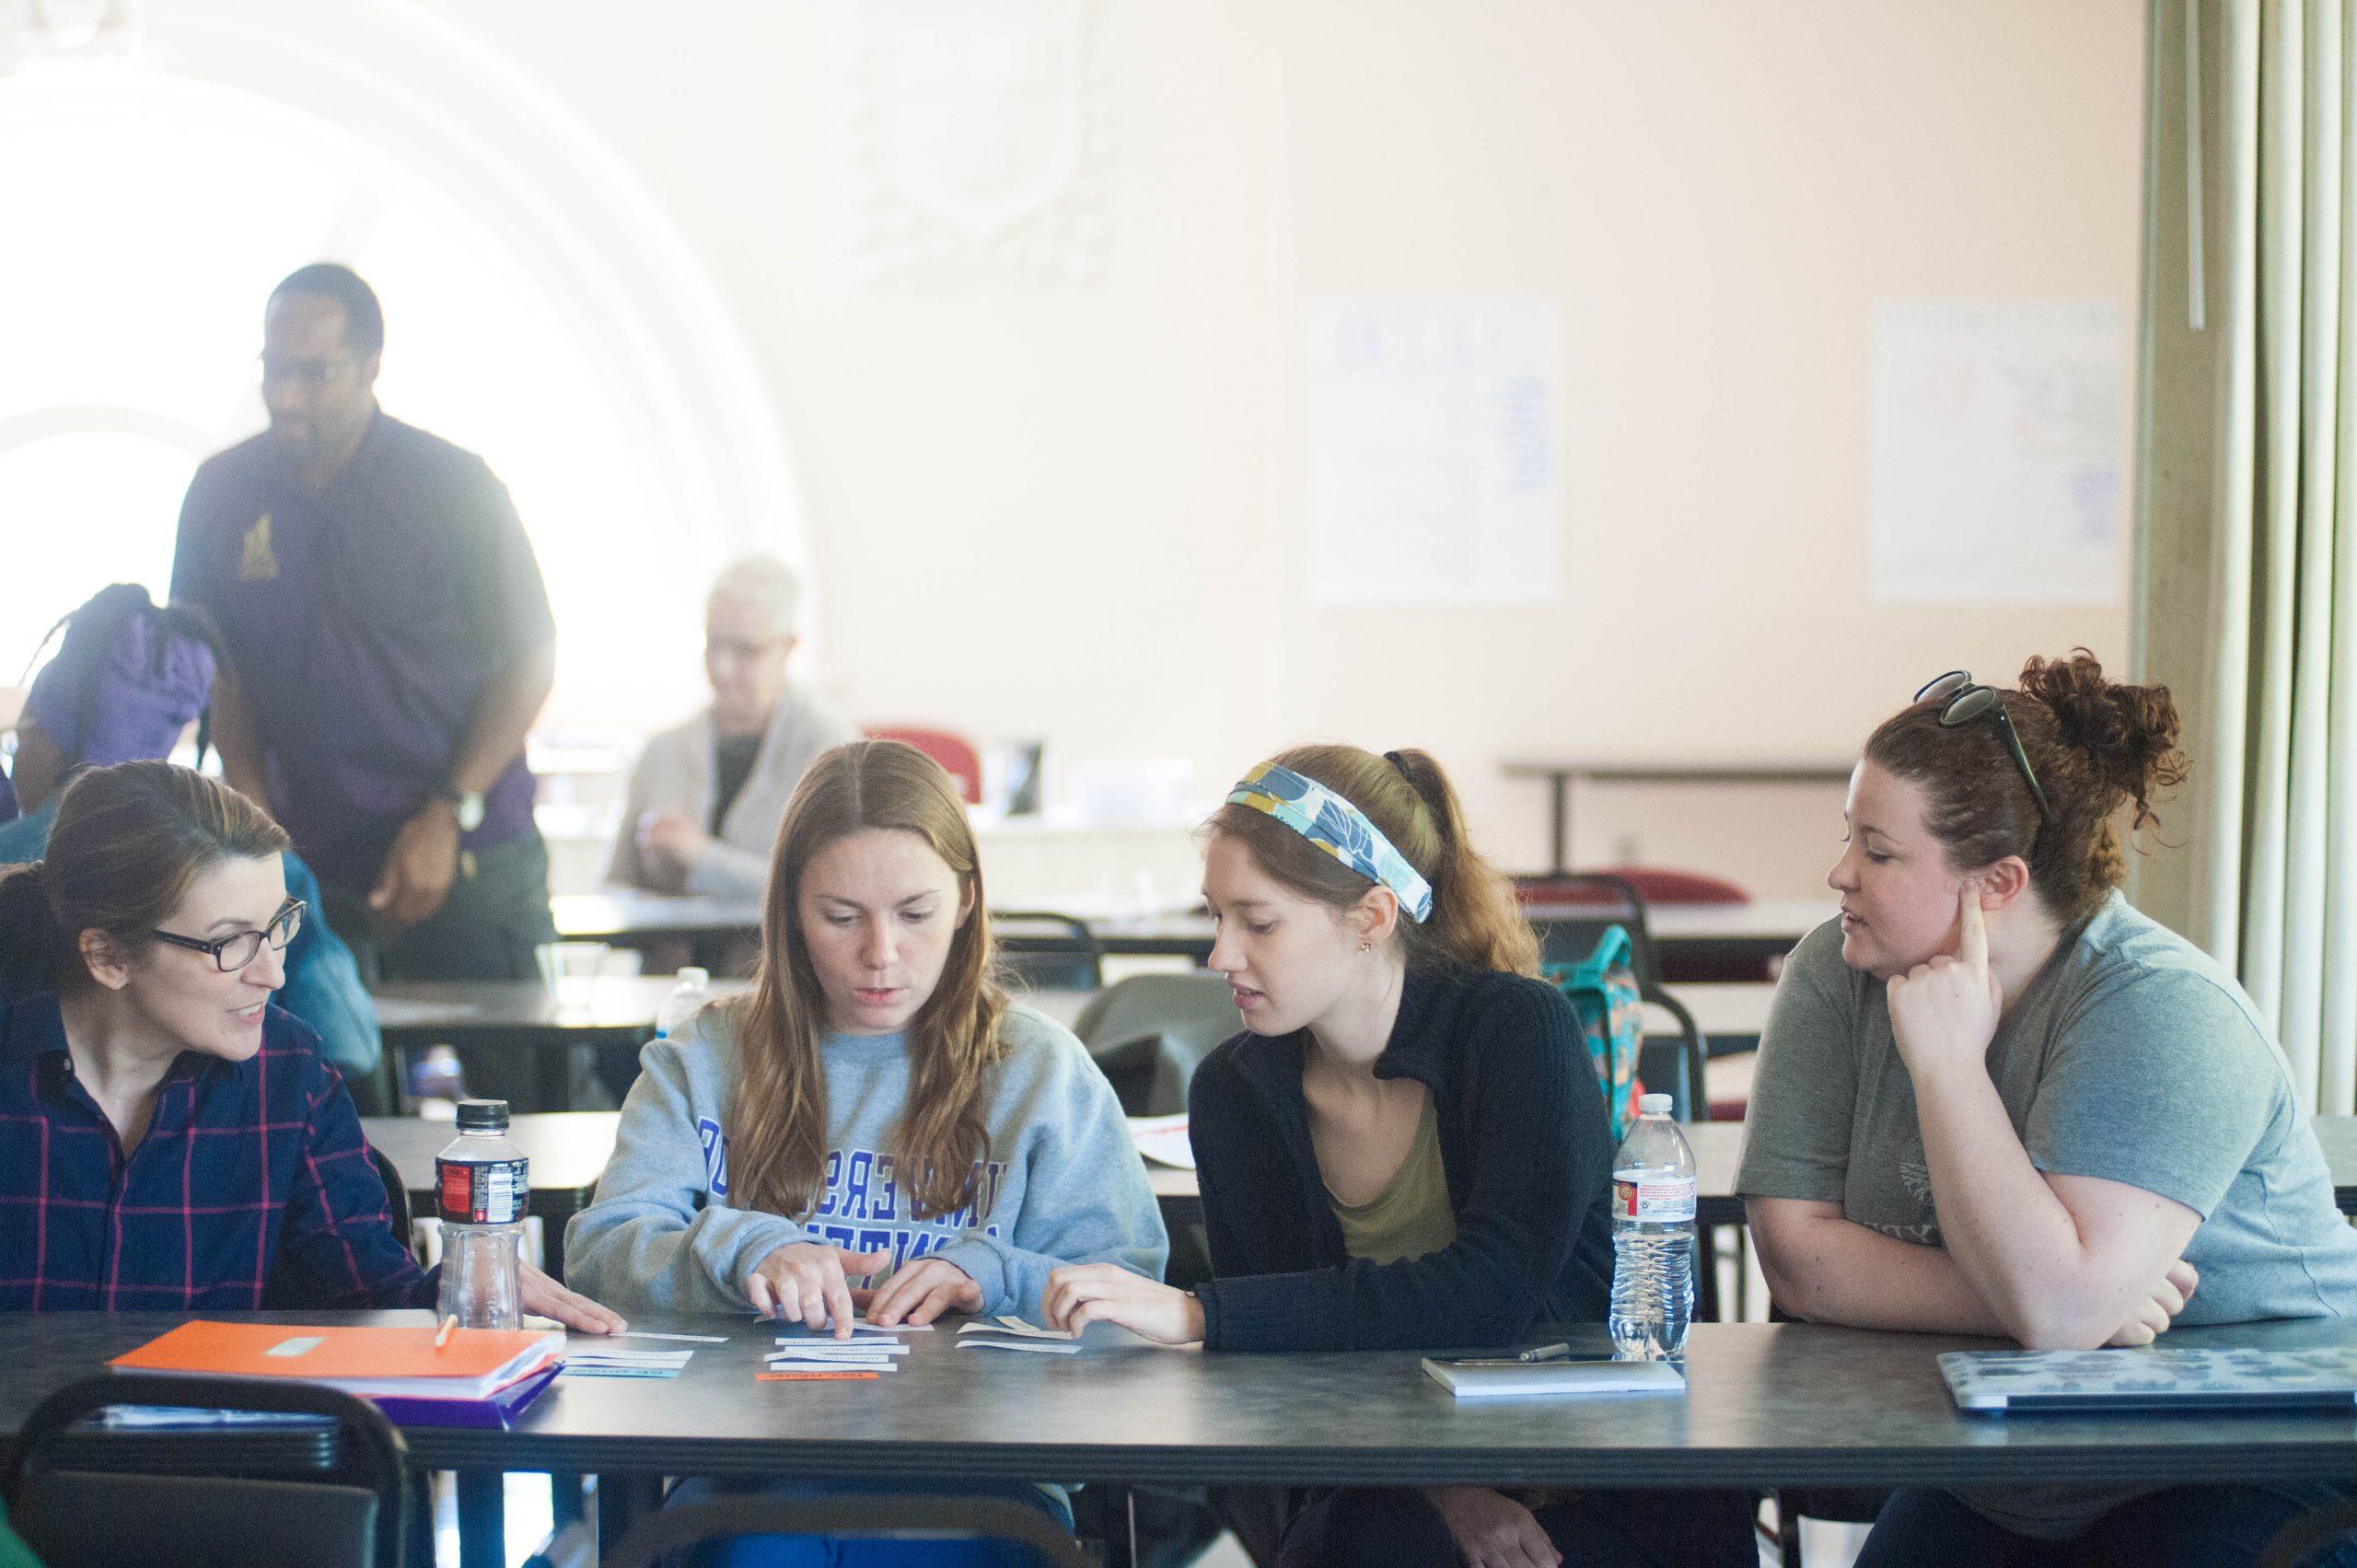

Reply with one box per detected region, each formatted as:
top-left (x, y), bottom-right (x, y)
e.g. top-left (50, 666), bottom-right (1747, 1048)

top-left (150, 900), bottom-right (305, 972)
top-left (1914, 671), bottom-right (2051, 825)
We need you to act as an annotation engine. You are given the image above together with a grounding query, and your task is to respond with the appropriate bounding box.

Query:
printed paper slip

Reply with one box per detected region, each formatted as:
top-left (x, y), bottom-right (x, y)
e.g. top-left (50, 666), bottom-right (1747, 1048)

top-left (955, 1317), bottom-right (1074, 1341)
top-left (958, 1338), bottom-right (1083, 1355)
top-left (772, 1339), bottom-right (911, 1354)
top-left (758, 1371), bottom-right (878, 1382)
top-left (617, 1330), bottom-right (728, 1343)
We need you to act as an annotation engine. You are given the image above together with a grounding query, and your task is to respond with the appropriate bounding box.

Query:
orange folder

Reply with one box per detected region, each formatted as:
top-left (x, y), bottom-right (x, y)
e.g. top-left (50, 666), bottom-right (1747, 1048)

top-left (111, 1321), bottom-right (562, 1399)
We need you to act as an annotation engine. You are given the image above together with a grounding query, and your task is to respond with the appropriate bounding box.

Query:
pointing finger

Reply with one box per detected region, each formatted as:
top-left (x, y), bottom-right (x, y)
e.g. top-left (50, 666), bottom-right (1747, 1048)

top-left (1957, 877), bottom-right (1990, 969)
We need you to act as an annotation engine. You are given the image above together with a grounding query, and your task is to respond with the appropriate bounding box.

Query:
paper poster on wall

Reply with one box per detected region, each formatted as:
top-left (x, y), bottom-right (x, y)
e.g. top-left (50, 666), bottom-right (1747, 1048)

top-left (1869, 297), bottom-right (2127, 606)
top-left (1306, 299), bottom-right (1560, 607)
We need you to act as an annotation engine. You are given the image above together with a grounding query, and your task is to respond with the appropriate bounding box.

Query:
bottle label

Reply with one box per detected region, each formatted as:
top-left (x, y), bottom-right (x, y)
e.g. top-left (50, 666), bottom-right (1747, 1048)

top-left (437, 1156), bottom-right (527, 1225)
top-left (1613, 1173), bottom-right (1697, 1224)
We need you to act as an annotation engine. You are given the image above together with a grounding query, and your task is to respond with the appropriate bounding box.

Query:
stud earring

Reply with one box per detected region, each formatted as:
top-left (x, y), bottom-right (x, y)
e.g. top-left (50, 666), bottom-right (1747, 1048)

top-left (1356, 940), bottom-right (1371, 954)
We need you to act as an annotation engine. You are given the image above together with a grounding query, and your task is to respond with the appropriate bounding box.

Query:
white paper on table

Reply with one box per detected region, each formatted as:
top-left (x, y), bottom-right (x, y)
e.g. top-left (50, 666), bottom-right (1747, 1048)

top-left (617, 1330), bottom-right (728, 1343)
top-left (765, 1356), bottom-right (899, 1371)
top-left (770, 1340), bottom-right (911, 1355)
top-left (849, 1321), bottom-right (935, 1333)
top-left (953, 1317), bottom-right (1074, 1341)
top-left (1127, 1113), bottom-right (1195, 1170)
top-left (1306, 298), bottom-right (1561, 608)
top-left (958, 1337), bottom-right (1083, 1355)
top-left (1868, 296), bottom-right (2128, 606)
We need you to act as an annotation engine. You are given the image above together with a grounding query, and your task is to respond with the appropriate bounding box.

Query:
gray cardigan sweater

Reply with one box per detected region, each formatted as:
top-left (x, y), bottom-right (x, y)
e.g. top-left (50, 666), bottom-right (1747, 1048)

top-left (605, 683), bottom-right (859, 897)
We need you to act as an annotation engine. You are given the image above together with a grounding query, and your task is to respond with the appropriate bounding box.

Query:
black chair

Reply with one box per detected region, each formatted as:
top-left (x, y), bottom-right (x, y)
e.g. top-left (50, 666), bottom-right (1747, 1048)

top-left (993, 910), bottom-right (1106, 991)
top-left (6, 1372), bottom-right (408, 1568)
top-left (367, 1140), bottom-right (414, 1255)
top-left (604, 1493), bottom-right (1092, 1568)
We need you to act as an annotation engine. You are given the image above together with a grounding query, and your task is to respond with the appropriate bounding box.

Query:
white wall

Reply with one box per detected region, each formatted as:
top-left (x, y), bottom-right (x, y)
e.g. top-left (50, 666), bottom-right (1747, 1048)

top-left (404, 0), bottom-right (2142, 896)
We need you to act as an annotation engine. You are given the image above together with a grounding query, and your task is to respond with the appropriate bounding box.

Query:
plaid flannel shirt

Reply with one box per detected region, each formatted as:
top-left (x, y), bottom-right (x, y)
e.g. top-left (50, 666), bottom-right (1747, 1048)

top-left (0, 990), bottom-right (432, 1310)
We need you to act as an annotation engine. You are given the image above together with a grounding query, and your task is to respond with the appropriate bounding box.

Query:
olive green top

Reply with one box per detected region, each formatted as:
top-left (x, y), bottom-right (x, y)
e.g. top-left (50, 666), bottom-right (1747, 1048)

top-left (1329, 1098), bottom-right (1457, 1265)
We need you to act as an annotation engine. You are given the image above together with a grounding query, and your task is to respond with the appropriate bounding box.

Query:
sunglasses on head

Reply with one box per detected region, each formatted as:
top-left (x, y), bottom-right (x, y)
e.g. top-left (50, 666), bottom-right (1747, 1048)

top-left (1914, 670), bottom-right (2052, 826)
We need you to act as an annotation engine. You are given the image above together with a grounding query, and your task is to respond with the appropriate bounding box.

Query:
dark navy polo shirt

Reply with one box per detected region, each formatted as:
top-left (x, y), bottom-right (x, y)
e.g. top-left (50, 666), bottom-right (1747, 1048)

top-left (170, 412), bottom-right (554, 893)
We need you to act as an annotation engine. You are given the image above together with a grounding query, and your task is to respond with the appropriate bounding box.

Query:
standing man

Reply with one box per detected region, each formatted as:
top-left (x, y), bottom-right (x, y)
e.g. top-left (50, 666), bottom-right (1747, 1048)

top-left (171, 262), bottom-right (561, 1107)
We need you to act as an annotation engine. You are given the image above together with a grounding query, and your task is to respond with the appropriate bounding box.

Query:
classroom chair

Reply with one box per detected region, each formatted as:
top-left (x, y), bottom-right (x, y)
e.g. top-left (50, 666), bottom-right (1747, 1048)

top-left (6, 1372), bottom-right (409, 1568)
top-left (993, 910), bottom-right (1106, 991)
top-left (1519, 865), bottom-right (1773, 982)
top-left (367, 1142), bottom-right (414, 1253)
top-left (604, 1493), bottom-right (1091, 1568)
top-left (1073, 970), bottom-right (1240, 1117)
top-left (865, 727), bottom-right (984, 804)
top-left (1518, 874), bottom-right (1708, 1119)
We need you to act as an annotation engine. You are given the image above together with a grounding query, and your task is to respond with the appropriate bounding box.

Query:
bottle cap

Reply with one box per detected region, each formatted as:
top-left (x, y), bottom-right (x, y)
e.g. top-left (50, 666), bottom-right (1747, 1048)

top-left (455, 1098), bottom-right (511, 1132)
top-left (1638, 1092), bottom-right (1674, 1117)
top-left (678, 967), bottom-right (709, 986)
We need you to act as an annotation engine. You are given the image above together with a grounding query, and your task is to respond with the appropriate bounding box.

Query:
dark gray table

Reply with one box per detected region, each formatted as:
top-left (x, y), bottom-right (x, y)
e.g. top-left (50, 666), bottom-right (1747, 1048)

top-left (6, 1311), bottom-right (2354, 1554)
top-left (373, 976), bottom-right (736, 1110)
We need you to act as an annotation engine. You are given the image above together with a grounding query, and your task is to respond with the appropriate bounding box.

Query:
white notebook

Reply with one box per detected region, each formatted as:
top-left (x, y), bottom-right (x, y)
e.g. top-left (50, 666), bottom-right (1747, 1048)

top-left (1421, 1356), bottom-right (1685, 1400)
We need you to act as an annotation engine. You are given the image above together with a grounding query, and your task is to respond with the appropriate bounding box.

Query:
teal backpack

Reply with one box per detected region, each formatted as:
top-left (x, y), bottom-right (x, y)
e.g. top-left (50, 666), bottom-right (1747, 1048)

top-left (1547, 924), bottom-right (1644, 1140)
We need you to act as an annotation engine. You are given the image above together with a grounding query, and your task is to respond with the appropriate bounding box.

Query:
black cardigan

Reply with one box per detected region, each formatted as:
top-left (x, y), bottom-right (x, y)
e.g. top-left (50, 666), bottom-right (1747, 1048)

top-left (1189, 966), bottom-right (1617, 1352)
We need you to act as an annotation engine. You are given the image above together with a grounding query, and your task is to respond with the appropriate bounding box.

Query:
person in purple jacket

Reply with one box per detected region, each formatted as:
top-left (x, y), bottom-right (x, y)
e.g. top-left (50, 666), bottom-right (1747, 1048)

top-left (168, 264), bottom-right (560, 1111)
top-left (1042, 745), bottom-right (1756, 1568)
top-left (0, 759), bottom-right (618, 1330)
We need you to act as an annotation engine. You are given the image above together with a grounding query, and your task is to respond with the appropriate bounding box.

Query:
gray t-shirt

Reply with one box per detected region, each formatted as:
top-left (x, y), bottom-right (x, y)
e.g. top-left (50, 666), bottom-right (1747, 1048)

top-left (1738, 890), bottom-right (2357, 1328)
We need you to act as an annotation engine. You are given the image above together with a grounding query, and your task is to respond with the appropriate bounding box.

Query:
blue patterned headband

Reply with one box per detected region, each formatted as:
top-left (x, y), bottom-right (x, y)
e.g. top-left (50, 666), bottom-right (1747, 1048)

top-left (1225, 761), bottom-right (1434, 923)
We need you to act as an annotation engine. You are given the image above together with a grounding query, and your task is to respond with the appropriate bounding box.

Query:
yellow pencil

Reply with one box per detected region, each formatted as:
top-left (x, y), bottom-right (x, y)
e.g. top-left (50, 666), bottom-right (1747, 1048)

top-left (435, 1314), bottom-right (458, 1350)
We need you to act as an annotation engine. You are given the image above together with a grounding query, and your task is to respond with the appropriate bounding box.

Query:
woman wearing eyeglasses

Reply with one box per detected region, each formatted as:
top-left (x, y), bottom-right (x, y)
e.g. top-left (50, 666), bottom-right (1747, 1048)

top-left (1738, 652), bottom-right (2357, 1565)
top-left (0, 761), bottom-right (621, 1330)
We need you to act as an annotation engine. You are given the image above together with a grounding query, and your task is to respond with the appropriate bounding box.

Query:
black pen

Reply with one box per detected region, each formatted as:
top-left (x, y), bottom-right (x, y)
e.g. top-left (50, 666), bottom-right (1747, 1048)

top-left (1517, 1342), bottom-right (1573, 1363)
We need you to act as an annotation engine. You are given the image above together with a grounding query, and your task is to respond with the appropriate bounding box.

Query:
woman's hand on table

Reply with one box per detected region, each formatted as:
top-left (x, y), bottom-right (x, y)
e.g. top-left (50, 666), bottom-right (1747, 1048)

top-left (520, 1262), bottom-right (626, 1334)
top-left (1039, 1263), bottom-right (1203, 1344)
top-left (745, 1242), bottom-right (894, 1338)
top-left (863, 1256), bottom-right (982, 1327)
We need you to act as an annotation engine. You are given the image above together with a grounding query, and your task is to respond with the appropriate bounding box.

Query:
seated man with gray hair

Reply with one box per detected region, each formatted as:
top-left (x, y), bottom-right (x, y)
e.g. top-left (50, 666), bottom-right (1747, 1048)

top-left (608, 554), bottom-right (857, 897)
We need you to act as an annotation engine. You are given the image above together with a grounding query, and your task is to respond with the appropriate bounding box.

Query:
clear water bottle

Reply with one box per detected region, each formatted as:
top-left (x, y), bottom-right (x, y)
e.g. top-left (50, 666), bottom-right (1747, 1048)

top-left (656, 966), bottom-right (712, 1039)
top-left (1608, 1092), bottom-right (1697, 1360)
top-left (435, 1099), bottom-right (526, 1330)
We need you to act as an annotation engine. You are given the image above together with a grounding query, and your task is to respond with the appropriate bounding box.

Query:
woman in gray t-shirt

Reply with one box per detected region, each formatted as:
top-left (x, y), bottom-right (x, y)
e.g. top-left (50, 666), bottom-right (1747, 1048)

top-left (1737, 652), bottom-right (2357, 1565)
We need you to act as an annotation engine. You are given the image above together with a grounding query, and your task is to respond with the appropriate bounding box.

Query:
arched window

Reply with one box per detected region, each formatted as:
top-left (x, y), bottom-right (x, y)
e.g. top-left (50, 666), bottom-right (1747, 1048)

top-left (0, 0), bottom-right (805, 742)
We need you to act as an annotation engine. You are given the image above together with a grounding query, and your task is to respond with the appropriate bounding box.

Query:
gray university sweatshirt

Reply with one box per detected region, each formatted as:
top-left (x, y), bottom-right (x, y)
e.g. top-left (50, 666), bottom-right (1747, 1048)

top-left (566, 999), bottom-right (1168, 1321)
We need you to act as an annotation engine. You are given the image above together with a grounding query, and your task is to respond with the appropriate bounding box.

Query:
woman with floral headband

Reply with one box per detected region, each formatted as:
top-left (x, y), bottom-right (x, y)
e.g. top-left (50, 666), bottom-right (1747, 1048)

top-left (1042, 745), bottom-right (1756, 1568)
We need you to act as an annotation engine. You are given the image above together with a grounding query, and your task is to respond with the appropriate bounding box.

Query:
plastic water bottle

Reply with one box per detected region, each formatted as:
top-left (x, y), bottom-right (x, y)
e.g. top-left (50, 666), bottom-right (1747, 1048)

top-left (656, 966), bottom-right (712, 1039)
top-left (435, 1099), bottom-right (526, 1330)
top-left (1608, 1092), bottom-right (1697, 1360)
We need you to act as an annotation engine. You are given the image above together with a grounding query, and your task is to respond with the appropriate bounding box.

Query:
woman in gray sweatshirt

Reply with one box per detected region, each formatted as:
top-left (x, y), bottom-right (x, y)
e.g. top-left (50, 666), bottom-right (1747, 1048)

top-left (568, 738), bottom-right (1166, 1330)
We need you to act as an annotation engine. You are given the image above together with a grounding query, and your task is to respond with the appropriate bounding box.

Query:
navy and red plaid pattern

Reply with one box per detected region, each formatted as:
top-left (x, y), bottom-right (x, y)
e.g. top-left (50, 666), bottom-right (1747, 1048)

top-left (0, 991), bottom-right (433, 1311)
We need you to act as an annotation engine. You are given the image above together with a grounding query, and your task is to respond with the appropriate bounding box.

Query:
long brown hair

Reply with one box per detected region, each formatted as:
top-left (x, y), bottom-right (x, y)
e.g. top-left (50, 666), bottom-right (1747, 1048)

top-left (726, 739), bottom-right (1010, 1221)
top-left (0, 761), bottom-right (289, 996)
top-left (1208, 743), bottom-right (1541, 977)
top-left (1864, 650), bottom-right (2189, 923)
